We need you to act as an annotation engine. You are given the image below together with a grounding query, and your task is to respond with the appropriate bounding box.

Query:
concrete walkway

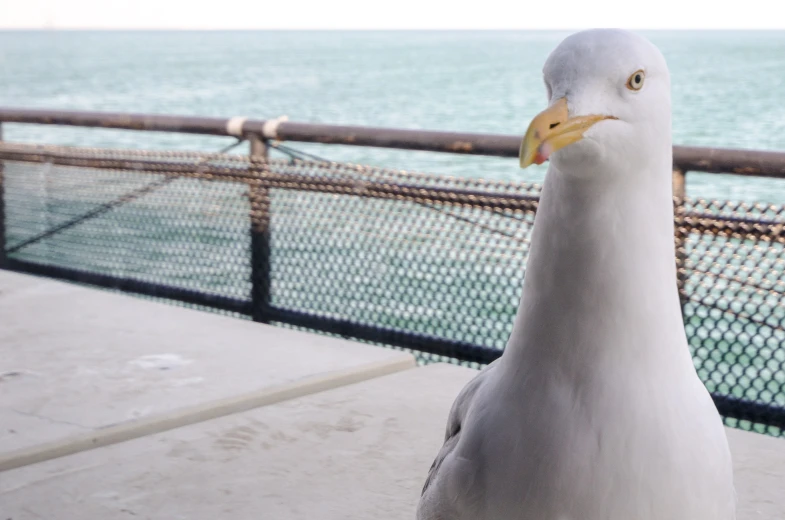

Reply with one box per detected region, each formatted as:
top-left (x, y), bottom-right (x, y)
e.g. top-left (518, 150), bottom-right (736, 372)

top-left (0, 270), bottom-right (413, 471)
top-left (1, 270), bottom-right (783, 519)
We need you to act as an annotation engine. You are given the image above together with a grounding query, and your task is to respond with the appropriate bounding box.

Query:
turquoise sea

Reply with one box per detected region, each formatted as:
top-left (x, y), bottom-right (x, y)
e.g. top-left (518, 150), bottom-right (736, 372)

top-left (2, 30), bottom-right (785, 201)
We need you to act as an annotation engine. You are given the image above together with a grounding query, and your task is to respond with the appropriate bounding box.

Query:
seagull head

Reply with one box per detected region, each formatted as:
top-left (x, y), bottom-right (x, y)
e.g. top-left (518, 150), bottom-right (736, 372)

top-left (519, 29), bottom-right (671, 177)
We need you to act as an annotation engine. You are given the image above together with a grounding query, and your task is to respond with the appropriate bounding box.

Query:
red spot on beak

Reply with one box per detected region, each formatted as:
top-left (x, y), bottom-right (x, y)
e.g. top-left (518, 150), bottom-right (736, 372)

top-left (533, 142), bottom-right (553, 165)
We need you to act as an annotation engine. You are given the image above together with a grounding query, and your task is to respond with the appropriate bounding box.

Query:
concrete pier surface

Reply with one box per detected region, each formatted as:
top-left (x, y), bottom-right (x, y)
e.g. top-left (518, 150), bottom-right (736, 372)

top-left (1, 270), bottom-right (783, 519)
top-left (0, 270), bottom-right (414, 471)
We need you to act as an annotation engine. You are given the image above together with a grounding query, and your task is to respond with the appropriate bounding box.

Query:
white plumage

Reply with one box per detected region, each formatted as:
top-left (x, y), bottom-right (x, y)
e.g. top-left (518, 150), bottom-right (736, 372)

top-left (416, 29), bottom-right (735, 520)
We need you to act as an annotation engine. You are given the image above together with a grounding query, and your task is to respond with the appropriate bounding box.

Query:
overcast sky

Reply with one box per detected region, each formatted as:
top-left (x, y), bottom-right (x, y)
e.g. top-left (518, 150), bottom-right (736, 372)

top-left (1, 0), bottom-right (783, 30)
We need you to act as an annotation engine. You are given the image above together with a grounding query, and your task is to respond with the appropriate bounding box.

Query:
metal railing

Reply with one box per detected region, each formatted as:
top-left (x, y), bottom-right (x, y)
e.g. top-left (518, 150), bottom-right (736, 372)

top-left (2, 107), bottom-right (785, 176)
top-left (2, 108), bottom-right (785, 437)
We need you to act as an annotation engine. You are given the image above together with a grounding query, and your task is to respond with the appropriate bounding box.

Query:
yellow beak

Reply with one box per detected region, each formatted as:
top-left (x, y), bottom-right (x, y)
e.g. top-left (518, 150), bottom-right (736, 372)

top-left (519, 98), bottom-right (616, 169)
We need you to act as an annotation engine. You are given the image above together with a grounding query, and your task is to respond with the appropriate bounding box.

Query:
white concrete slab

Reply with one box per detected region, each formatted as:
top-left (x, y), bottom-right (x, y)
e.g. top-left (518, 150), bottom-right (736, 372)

top-left (1, 363), bottom-right (782, 519)
top-left (0, 270), bottom-right (415, 471)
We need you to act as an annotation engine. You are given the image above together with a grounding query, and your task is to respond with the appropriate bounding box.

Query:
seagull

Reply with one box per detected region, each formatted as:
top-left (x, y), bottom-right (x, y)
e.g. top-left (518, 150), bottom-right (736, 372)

top-left (416, 29), bottom-right (735, 520)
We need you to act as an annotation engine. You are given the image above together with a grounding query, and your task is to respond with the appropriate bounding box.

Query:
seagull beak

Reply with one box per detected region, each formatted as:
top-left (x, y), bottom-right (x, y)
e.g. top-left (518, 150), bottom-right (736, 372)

top-left (519, 97), bottom-right (616, 169)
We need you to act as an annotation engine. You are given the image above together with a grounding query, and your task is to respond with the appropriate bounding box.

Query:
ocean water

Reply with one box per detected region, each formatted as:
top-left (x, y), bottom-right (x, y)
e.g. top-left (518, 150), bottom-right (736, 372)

top-left (2, 30), bottom-right (785, 201)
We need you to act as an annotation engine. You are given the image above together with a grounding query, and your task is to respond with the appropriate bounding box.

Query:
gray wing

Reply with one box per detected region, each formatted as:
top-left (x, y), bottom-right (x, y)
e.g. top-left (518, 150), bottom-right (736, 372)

top-left (417, 359), bottom-right (500, 519)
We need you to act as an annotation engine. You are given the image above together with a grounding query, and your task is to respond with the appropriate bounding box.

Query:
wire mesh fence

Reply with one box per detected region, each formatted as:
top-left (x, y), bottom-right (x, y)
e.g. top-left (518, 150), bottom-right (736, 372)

top-left (678, 199), bottom-right (785, 435)
top-left (1, 140), bottom-right (784, 437)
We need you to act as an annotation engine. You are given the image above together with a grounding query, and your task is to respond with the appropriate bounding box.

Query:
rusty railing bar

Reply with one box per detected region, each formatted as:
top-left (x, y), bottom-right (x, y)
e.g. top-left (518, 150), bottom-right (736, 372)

top-left (0, 147), bottom-right (542, 209)
top-left (248, 135), bottom-right (272, 324)
top-left (3, 108), bottom-right (785, 178)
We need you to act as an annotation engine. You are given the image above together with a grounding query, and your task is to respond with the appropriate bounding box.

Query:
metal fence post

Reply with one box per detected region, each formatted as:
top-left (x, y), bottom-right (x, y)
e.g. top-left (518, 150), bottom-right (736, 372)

top-left (673, 168), bottom-right (687, 310)
top-left (249, 134), bottom-right (271, 323)
top-left (0, 123), bottom-right (6, 269)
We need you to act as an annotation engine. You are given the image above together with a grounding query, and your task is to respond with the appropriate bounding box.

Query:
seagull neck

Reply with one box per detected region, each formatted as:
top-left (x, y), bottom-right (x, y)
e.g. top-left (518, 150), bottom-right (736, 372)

top-left (506, 164), bottom-right (686, 364)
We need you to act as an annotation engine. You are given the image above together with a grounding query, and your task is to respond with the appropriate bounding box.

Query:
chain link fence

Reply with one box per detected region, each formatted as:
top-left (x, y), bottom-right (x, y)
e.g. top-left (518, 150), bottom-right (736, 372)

top-left (1, 140), bottom-right (783, 437)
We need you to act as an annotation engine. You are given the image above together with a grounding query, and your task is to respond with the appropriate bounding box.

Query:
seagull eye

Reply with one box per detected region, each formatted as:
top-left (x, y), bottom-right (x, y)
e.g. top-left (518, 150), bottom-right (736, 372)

top-left (626, 70), bottom-right (645, 91)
